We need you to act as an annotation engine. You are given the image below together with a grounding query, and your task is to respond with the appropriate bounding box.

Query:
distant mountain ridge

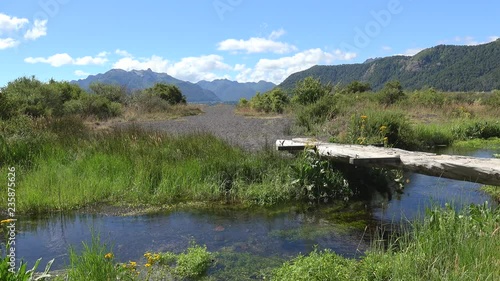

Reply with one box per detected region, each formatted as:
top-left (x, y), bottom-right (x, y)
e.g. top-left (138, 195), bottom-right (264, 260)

top-left (72, 69), bottom-right (276, 102)
top-left (73, 69), bottom-right (220, 102)
top-left (196, 79), bottom-right (275, 101)
top-left (279, 39), bottom-right (500, 92)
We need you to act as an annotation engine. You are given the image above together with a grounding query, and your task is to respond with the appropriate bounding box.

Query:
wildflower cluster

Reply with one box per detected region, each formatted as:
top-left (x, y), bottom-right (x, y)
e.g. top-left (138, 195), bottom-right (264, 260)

top-left (144, 252), bottom-right (162, 267)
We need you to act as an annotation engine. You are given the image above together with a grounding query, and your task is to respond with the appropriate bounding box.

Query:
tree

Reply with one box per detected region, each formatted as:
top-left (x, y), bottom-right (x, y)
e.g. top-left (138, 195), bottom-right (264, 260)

top-left (89, 82), bottom-right (127, 103)
top-left (292, 76), bottom-right (331, 105)
top-left (345, 81), bottom-right (371, 94)
top-left (144, 83), bottom-right (186, 105)
top-left (378, 80), bottom-right (405, 105)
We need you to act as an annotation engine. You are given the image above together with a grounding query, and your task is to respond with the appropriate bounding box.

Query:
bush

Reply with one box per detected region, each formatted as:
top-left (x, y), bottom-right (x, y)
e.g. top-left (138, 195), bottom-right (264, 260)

top-left (292, 76), bottom-right (331, 105)
top-left (482, 90), bottom-right (500, 107)
top-left (377, 80), bottom-right (406, 106)
top-left (409, 88), bottom-right (445, 107)
top-left (452, 120), bottom-right (500, 140)
top-left (295, 93), bottom-right (337, 131)
top-left (249, 88), bottom-right (289, 113)
top-left (143, 83), bottom-right (186, 105)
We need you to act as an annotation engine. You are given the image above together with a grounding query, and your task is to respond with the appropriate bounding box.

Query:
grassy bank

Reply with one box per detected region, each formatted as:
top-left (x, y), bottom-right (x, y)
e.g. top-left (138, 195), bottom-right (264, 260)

top-left (1, 120), bottom-right (300, 214)
top-left (272, 203), bottom-right (500, 281)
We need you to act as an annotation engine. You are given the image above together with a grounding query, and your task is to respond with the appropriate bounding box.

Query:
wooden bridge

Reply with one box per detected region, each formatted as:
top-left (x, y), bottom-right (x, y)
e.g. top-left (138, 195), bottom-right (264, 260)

top-left (276, 138), bottom-right (500, 186)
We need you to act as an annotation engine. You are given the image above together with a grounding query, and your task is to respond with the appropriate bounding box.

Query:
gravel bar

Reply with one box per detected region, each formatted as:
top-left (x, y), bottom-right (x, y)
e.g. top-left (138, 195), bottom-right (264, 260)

top-left (133, 104), bottom-right (295, 151)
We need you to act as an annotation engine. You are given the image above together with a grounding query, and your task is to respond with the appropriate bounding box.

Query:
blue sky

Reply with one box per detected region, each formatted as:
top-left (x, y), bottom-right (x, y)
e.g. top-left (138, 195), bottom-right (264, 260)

top-left (1, 0), bottom-right (499, 86)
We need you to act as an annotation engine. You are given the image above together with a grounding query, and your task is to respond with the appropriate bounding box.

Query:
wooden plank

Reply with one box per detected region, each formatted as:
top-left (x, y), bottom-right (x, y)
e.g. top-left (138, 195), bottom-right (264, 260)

top-left (276, 139), bottom-right (500, 186)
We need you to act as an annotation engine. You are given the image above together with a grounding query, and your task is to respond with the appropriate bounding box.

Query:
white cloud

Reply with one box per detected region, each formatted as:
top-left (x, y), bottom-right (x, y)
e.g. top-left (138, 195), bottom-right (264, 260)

top-left (112, 53), bottom-right (232, 82)
top-left (113, 55), bottom-right (169, 72)
top-left (0, 38), bottom-right (20, 49)
top-left (403, 48), bottom-right (424, 56)
top-left (0, 13), bottom-right (29, 34)
top-left (167, 55), bottom-right (232, 82)
top-left (97, 51), bottom-right (109, 57)
top-left (268, 28), bottom-right (286, 40)
top-left (24, 19), bottom-right (47, 40)
top-left (381, 46), bottom-right (392, 51)
top-left (24, 53), bottom-right (108, 67)
top-left (74, 70), bottom-right (90, 77)
top-left (447, 36), bottom-right (499, 46)
top-left (218, 29), bottom-right (298, 54)
top-left (115, 49), bottom-right (132, 57)
top-left (236, 48), bottom-right (357, 84)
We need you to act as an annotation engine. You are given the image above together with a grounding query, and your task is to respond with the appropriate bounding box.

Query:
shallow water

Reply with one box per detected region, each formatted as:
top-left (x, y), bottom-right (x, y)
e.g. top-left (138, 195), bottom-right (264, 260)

top-left (8, 148), bottom-right (499, 274)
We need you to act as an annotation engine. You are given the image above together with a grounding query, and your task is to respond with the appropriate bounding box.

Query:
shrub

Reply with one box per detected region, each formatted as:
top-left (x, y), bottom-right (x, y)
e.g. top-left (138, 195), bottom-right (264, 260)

top-left (143, 83), bottom-right (186, 105)
top-left (292, 76), bottom-right (331, 105)
top-left (249, 88), bottom-right (289, 113)
top-left (377, 80), bottom-right (406, 106)
top-left (482, 89), bottom-right (500, 107)
top-left (291, 151), bottom-right (352, 203)
top-left (409, 88), bottom-right (445, 107)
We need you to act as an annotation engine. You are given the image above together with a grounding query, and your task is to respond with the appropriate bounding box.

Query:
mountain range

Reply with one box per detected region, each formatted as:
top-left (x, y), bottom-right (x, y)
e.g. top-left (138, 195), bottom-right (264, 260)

top-left (279, 39), bottom-right (500, 92)
top-left (72, 69), bottom-right (276, 102)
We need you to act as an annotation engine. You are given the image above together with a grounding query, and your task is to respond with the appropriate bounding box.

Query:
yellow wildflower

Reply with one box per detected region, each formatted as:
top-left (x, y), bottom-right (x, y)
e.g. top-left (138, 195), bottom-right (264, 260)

top-left (104, 253), bottom-right (113, 259)
top-left (1, 219), bottom-right (15, 224)
top-left (360, 115), bottom-right (367, 120)
top-left (380, 125), bottom-right (387, 131)
top-left (144, 252), bottom-right (151, 258)
top-left (145, 263), bottom-right (151, 267)
top-left (129, 261), bottom-right (137, 267)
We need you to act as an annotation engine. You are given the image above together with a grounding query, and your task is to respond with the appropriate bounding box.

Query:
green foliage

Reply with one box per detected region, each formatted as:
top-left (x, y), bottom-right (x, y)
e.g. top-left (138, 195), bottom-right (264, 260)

top-left (249, 88), bottom-right (289, 113)
top-left (292, 76), bottom-right (331, 105)
top-left (377, 80), bottom-right (406, 106)
top-left (409, 88), bottom-right (445, 107)
top-left (271, 203), bottom-right (500, 281)
top-left (348, 110), bottom-right (415, 149)
top-left (345, 80), bottom-right (371, 94)
top-left (174, 244), bottom-right (213, 278)
top-left (89, 82), bottom-right (127, 103)
top-left (271, 249), bottom-right (355, 281)
top-left (143, 83), bottom-right (186, 105)
top-left (291, 151), bottom-right (352, 203)
top-left (482, 89), bottom-right (500, 107)
top-left (0, 257), bottom-right (53, 281)
top-left (279, 40), bottom-right (500, 92)
top-left (452, 120), bottom-right (500, 140)
top-left (67, 233), bottom-right (118, 281)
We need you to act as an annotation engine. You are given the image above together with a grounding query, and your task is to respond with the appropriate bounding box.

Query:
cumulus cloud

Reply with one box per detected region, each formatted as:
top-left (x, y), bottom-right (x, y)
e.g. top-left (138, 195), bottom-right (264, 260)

top-left (0, 13), bottom-right (29, 34)
top-left (112, 55), bottom-right (170, 72)
top-left (0, 38), bottom-right (20, 49)
top-left (24, 19), bottom-right (47, 40)
top-left (112, 52), bottom-right (232, 82)
top-left (440, 36), bottom-right (499, 46)
top-left (236, 48), bottom-right (357, 84)
top-left (24, 53), bottom-right (108, 67)
top-left (217, 29), bottom-right (297, 54)
top-left (115, 49), bottom-right (132, 57)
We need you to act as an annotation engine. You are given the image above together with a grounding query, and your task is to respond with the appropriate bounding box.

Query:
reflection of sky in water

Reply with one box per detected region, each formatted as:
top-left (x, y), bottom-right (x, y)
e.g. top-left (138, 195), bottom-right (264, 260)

top-left (15, 208), bottom-right (371, 270)
top-left (373, 149), bottom-right (498, 222)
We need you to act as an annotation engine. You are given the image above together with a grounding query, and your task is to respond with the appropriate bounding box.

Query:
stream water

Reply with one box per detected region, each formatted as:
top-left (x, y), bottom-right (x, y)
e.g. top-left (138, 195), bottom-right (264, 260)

top-left (8, 149), bottom-right (499, 276)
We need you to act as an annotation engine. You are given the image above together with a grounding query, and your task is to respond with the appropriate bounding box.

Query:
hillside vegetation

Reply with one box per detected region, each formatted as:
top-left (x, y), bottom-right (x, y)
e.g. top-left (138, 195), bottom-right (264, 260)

top-left (280, 39), bottom-right (500, 92)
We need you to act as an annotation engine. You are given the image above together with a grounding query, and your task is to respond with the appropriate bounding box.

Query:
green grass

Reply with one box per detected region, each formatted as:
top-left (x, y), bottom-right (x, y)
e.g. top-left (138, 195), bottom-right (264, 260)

top-left (2, 122), bottom-right (301, 214)
top-left (270, 203), bottom-right (500, 281)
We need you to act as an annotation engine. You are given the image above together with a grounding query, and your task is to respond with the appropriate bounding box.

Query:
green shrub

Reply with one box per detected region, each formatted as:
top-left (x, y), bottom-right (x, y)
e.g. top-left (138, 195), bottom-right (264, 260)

top-left (292, 76), bottom-right (331, 105)
top-left (482, 90), bottom-right (500, 107)
top-left (249, 88), bottom-right (289, 113)
top-left (67, 234), bottom-right (118, 281)
top-left (0, 256), bottom-right (53, 281)
top-left (291, 151), bottom-right (352, 203)
top-left (409, 88), bottom-right (445, 107)
top-left (271, 249), bottom-right (355, 281)
top-left (348, 110), bottom-right (415, 149)
top-left (452, 120), bottom-right (500, 140)
top-left (377, 80), bottom-right (406, 106)
top-left (143, 83), bottom-right (186, 105)
top-left (295, 93), bottom-right (337, 131)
